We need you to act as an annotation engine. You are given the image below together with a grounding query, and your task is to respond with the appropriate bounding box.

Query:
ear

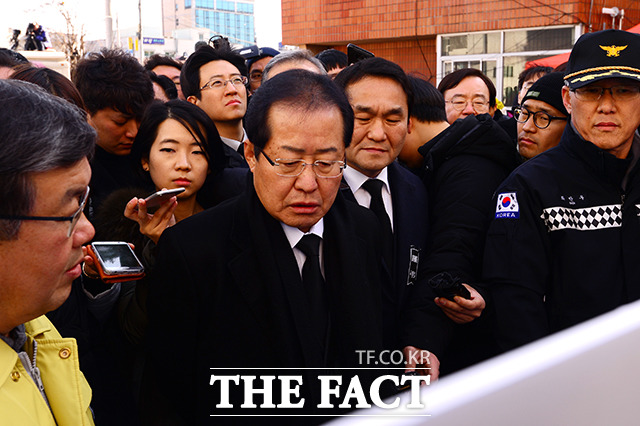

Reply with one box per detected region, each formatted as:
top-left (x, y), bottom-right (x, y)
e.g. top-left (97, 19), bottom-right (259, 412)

top-left (407, 117), bottom-right (414, 134)
top-left (187, 95), bottom-right (199, 106)
top-left (141, 157), bottom-right (150, 172)
top-left (244, 140), bottom-right (257, 172)
top-left (562, 86), bottom-right (572, 115)
top-left (488, 105), bottom-right (497, 117)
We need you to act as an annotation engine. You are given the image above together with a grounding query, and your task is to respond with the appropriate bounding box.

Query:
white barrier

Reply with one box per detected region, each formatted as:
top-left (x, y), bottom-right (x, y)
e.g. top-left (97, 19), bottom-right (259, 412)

top-left (332, 298), bottom-right (640, 425)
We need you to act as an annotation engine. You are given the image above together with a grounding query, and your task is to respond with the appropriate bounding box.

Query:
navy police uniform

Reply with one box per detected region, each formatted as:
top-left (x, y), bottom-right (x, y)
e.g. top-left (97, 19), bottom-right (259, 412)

top-left (483, 124), bottom-right (640, 352)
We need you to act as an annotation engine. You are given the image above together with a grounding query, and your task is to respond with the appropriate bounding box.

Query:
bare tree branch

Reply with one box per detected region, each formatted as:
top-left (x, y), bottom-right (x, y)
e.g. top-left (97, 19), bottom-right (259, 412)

top-left (48, 2), bottom-right (86, 71)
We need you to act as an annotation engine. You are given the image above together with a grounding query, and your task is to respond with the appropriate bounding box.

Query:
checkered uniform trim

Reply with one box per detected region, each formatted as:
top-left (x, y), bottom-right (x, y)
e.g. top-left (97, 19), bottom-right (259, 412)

top-left (541, 204), bottom-right (622, 232)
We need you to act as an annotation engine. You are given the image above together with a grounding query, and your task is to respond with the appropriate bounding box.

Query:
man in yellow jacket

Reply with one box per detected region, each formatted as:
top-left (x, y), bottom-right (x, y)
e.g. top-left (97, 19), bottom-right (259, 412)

top-left (0, 80), bottom-right (96, 425)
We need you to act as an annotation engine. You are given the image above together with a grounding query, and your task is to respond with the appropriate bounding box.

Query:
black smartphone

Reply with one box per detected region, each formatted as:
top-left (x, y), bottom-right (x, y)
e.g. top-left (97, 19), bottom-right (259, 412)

top-left (433, 282), bottom-right (471, 301)
top-left (428, 272), bottom-right (471, 301)
top-left (347, 43), bottom-right (374, 65)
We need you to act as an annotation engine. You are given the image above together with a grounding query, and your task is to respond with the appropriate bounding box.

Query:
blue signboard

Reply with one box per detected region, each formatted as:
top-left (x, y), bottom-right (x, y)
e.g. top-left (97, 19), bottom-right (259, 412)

top-left (143, 37), bottom-right (165, 45)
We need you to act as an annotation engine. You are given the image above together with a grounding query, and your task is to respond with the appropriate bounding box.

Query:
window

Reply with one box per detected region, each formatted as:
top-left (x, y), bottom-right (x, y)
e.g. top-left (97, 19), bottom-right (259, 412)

top-left (439, 26), bottom-right (577, 108)
top-left (217, 1), bottom-right (235, 12)
top-left (213, 12), bottom-right (222, 32)
top-left (237, 2), bottom-right (253, 14)
top-left (196, 0), bottom-right (214, 9)
top-left (504, 27), bottom-right (574, 53)
top-left (185, 0), bottom-right (191, 8)
top-left (442, 33), bottom-right (500, 56)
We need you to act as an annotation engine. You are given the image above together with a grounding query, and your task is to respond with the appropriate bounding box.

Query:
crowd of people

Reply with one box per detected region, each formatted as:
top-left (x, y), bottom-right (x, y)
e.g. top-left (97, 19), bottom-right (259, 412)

top-left (0, 27), bottom-right (639, 425)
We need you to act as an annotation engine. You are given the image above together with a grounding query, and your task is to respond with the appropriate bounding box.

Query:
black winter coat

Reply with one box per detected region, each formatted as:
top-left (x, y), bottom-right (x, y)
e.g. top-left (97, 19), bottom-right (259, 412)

top-left (483, 125), bottom-right (640, 352)
top-left (416, 113), bottom-right (521, 374)
top-left (418, 113), bottom-right (521, 283)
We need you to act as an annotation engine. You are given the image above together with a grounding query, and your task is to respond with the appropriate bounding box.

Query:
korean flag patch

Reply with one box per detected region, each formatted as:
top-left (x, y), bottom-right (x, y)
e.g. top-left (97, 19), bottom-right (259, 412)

top-left (495, 192), bottom-right (520, 219)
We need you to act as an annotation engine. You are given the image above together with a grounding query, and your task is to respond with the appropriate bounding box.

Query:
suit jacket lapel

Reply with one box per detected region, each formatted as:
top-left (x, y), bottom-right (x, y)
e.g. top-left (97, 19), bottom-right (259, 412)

top-left (339, 178), bottom-right (357, 203)
top-left (387, 162), bottom-right (429, 311)
top-left (388, 162), bottom-right (413, 267)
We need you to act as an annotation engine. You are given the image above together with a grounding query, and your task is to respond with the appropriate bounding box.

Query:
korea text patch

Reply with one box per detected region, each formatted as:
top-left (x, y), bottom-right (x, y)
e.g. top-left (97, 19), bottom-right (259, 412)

top-left (496, 192), bottom-right (520, 219)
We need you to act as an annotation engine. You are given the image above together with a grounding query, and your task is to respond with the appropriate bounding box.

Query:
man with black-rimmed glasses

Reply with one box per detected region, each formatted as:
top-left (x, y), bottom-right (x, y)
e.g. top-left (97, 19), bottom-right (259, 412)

top-left (0, 79), bottom-right (96, 424)
top-left (483, 29), bottom-right (640, 352)
top-left (515, 72), bottom-right (569, 160)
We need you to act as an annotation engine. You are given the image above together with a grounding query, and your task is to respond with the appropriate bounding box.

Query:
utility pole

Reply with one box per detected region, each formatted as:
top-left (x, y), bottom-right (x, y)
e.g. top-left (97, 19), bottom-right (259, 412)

top-left (138, 0), bottom-right (143, 62)
top-left (105, 0), bottom-right (113, 48)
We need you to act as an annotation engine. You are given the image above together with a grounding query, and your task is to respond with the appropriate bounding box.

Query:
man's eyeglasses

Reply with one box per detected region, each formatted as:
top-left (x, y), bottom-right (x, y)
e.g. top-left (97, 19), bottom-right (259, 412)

top-left (200, 75), bottom-right (248, 91)
top-left (571, 85), bottom-right (640, 102)
top-left (513, 107), bottom-right (568, 130)
top-left (445, 97), bottom-right (490, 113)
top-left (0, 186), bottom-right (90, 237)
top-left (259, 150), bottom-right (346, 178)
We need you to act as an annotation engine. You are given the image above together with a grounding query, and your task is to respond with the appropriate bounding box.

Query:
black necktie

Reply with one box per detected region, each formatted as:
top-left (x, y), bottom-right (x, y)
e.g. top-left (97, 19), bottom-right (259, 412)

top-left (296, 234), bottom-right (328, 345)
top-left (236, 143), bottom-right (245, 157)
top-left (362, 179), bottom-right (393, 267)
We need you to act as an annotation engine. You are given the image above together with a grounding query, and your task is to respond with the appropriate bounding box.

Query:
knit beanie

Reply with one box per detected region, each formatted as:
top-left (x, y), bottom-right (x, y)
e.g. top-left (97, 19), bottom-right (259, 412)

top-left (522, 72), bottom-right (568, 116)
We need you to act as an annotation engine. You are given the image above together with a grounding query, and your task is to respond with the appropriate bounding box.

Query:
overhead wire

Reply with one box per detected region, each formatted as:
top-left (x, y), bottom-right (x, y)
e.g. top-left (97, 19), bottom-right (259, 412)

top-left (414, 0), bottom-right (434, 80)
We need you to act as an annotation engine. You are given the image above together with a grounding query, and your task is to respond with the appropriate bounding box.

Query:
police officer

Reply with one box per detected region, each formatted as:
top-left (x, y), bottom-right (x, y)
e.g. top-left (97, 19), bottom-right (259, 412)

top-left (483, 29), bottom-right (640, 352)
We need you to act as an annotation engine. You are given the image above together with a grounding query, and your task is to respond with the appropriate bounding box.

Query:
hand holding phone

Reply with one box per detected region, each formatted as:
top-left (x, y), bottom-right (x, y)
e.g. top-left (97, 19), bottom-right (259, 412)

top-left (86, 242), bottom-right (145, 283)
top-left (125, 189), bottom-right (179, 244)
top-left (428, 271), bottom-right (471, 301)
top-left (138, 188), bottom-right (185, 213)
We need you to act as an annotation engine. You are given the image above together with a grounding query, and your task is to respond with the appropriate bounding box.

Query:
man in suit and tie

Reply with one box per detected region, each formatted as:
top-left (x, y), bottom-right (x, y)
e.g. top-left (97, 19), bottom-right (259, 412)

top-left (181, 45), bottom-right (249, 168)
top-left (334, 58), bottom-right (449, 372)
top-left (142, 70), bottom-right (435, 423)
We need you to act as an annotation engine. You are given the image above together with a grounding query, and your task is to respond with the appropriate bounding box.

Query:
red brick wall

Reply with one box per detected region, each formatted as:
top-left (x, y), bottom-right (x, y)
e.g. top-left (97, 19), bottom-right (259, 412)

top-left (285, 0), bottom-right (640, 85)
top-left (283, 0), bottom-right (640, 45)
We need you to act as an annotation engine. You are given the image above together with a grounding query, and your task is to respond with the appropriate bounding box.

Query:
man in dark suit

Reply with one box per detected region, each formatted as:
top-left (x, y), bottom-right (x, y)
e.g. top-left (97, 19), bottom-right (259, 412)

top-left (334, 58), bottom-right (449, 374)
top-left (142, 70), bottom-right (432, 424)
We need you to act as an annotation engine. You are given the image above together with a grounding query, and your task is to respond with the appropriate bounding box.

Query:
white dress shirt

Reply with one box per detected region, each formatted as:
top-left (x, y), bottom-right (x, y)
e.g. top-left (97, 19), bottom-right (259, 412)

top-left (280, 219), bottom-right (325, 278)
top-left (219, 128), bottom-right (248, 152)
top-left (342, 166), bottom-right (394, 231)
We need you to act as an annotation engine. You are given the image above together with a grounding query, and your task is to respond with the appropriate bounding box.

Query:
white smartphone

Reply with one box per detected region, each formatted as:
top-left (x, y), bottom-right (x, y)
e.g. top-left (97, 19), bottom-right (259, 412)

top-left (90, 242), bottom-right (145, 276)
top-left (141, 188), bottom-right (185, 213)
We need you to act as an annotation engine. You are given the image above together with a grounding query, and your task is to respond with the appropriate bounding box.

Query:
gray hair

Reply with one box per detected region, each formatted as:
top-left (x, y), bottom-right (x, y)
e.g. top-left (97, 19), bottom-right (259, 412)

top-left (262, 49), bottom-right (327, 82)
top-left (0, 80), bottom-right (96, 240)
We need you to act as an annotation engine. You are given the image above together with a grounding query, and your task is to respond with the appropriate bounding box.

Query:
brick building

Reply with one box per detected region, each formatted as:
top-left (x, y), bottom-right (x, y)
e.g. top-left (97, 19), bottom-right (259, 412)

top-left (282, 0), bottom-right (640, 105)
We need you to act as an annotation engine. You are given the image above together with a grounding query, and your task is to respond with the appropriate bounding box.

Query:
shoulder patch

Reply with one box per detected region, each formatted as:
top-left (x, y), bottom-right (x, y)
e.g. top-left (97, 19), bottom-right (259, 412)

top-left (496, 192), bottom-right (519, 219)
